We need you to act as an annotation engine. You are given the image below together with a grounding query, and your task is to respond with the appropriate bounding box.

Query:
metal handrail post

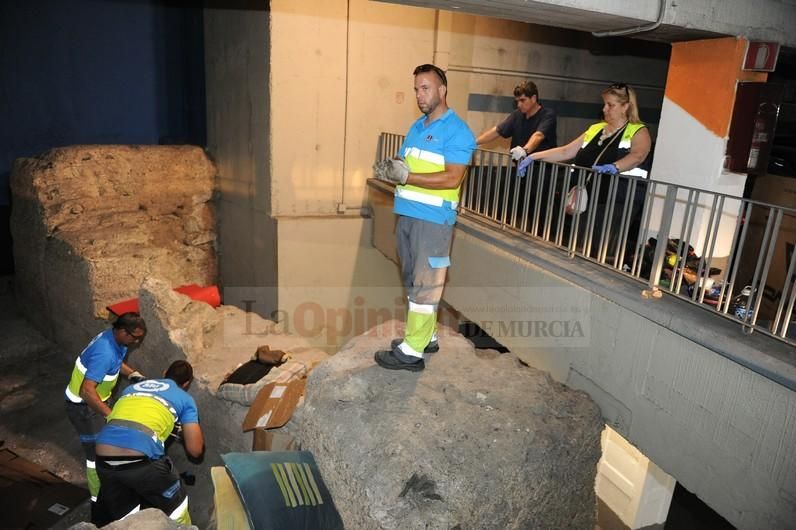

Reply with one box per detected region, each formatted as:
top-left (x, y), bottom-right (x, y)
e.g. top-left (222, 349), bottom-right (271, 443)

top-left (647, 185), bottom-right (678, 294)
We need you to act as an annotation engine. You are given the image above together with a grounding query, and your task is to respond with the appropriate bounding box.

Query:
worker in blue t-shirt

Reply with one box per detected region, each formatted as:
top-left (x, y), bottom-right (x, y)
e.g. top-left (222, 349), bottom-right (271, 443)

top-left (93, 360), bottom-right (204, 526)
top-left (373, 64), bottom-right (476, 371)
top-left (64, 312), bottom-right (147, 514)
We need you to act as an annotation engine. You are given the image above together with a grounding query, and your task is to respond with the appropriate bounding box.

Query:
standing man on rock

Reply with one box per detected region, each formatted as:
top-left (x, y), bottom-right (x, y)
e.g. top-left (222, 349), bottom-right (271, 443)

top-left (475, 80), bottom-right (557, 160)
top-left (64, 312), bottom-right (147, 514)
top-left (373, 63), bottom-right (476, 371)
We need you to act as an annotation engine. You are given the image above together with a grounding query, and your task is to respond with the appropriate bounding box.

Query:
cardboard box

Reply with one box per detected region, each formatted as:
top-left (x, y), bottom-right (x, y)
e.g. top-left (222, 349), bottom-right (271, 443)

top-left (0, 448), bottom-right (89, 529)
top-left (242, 378), bottom-right (306, 432)
top-left (750, 174), bottom-right (796, 212)
top-left (252, 430), bottom-right (298, 451)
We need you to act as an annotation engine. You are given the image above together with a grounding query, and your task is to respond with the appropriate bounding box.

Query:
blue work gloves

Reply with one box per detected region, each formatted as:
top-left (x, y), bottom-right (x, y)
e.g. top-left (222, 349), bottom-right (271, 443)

top-left (373, 158), bottom-right (409, 185)
top-left (509, 146), bottom-right (527, 161)
top-left (592, 163), bottom-right (619, 175)
top-left (517, 154), bottom-right (534, 177)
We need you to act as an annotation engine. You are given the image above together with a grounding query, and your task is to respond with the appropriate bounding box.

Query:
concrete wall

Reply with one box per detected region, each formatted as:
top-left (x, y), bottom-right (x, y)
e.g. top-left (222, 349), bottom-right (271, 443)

top-left (448, 14), bottom-right (668, 149)
top-left (204, 4), bottom-right (278, 313)
top-left (206, 0), bottom-right (424, 332)
top-left (441, 220), bottom-right (796, 529)
top-left (269, 0), bottom-right (436, 214)
top-left (263, 0), bottom-right (431, 343)
top-left (276, 216), bottom-right (403, 352)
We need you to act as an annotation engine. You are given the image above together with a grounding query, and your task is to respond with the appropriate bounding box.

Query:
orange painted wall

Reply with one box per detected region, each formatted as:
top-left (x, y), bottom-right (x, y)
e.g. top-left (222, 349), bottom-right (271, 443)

top-left (666, 37), bottom-right (767, 137)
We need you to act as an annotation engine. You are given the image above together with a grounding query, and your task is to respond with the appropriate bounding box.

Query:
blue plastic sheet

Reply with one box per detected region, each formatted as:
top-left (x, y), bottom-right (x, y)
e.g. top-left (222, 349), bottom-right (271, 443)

top-left (222, 451), bottom-right (344, 530)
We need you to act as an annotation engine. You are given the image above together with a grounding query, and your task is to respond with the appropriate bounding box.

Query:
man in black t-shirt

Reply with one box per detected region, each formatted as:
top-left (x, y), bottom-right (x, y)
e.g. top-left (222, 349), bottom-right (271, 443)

top-left (476, 81), bottom-right (557, 161)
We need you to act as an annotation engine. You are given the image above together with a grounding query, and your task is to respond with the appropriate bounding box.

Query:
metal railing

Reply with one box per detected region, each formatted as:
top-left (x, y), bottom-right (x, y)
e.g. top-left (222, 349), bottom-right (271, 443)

top-left (377, 132), bottom-right (796, 345)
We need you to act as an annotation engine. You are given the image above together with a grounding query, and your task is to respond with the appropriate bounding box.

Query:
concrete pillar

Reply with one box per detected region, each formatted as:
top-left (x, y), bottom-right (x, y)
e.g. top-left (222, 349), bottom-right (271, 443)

top-left (432, 10), bottom-right (452, 69)
top-left (650, 37), bottom-right (767, 255)
top-left (596, 426), bottom-right (676, 529)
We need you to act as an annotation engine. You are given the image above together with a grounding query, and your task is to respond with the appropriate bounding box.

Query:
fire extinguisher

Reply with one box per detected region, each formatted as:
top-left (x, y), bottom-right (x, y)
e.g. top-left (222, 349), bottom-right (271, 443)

top-left (746, 114), bottom-right (767, 171)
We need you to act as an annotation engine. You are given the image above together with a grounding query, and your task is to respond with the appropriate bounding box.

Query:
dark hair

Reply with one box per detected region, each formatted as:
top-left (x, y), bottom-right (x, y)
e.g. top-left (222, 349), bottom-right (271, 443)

top-left (112, 312), bottom-right (147, 334)
top-left (165, 360), bottom-right (193, 386)
top-left (413, 63), bottom-right (447, 86)
top-left (514, 81), bottom-right (539, 100)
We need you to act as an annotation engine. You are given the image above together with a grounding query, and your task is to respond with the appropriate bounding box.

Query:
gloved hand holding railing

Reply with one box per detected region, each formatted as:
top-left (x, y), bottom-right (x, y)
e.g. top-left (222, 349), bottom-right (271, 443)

top-left (517, 154), bottom-right (534, 177)
top-left (509, 146), bottom-right (527, 161)
top-left (592, 163), bottom-right (619, 175)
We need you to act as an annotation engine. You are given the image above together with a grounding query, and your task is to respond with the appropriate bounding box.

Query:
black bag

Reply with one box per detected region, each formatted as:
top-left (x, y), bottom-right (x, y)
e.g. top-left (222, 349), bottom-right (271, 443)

top-left (222, 360), bottom-right (274, 386)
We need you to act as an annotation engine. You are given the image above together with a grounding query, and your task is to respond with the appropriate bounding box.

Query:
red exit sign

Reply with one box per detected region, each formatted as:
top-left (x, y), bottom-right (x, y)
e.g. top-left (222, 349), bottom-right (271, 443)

top-left (743, 41), bottom-right (780, 72)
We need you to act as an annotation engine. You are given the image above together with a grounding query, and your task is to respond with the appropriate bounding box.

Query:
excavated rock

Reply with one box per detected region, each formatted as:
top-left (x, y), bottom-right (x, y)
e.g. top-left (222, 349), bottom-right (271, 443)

top-left (9, 145), bottom-right (217, 355)
top-left (293, 320), bottom-right (603, 530)
top-left (68, 507), bottom-right (195, 529)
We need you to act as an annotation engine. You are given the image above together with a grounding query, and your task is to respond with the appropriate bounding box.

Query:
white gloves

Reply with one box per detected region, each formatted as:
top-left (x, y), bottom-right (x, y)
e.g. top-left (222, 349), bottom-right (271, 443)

top-left (510, 146), bottom-right (527, 161)
top-left (128, 371), bottom-right (146, 383)
top-left (373, 158), bottom-right (410, 185)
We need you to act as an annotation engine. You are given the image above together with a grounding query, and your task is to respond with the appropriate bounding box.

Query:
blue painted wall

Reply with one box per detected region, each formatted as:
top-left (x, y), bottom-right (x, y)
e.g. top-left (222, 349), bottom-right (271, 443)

top-left (0, 0), bottom-right (206, 272)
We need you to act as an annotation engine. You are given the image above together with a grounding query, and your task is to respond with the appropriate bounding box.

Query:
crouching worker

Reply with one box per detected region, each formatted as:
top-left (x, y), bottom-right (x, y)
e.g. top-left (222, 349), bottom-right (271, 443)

top-left (93, 360), bottom-right (204, 526)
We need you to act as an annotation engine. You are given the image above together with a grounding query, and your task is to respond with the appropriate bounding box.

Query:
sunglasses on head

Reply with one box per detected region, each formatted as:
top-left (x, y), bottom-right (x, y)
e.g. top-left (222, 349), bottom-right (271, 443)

top-left (609, 82), bottom-right (629, 95)
top-left (413, 64), bottom-right (448, 86)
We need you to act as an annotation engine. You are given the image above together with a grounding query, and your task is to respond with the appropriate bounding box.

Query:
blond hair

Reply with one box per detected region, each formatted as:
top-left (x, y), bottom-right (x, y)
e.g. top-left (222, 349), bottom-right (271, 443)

top-left (602, 84), bottom-right (641, 123)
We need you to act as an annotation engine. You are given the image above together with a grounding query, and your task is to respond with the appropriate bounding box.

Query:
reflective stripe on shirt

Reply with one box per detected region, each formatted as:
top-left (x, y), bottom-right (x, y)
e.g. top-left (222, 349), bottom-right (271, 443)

top-left (395, 187), bottom-right (458, 209)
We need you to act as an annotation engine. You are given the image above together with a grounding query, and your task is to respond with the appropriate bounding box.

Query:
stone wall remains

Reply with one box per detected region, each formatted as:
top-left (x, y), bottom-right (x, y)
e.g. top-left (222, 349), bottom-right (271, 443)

top-left (10, 145), bottom-right (217, 354)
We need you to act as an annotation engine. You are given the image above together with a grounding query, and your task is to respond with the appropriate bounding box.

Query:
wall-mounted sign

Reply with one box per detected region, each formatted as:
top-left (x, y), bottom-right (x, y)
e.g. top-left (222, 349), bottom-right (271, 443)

top-left (743, 41), bottom-right (780, 72)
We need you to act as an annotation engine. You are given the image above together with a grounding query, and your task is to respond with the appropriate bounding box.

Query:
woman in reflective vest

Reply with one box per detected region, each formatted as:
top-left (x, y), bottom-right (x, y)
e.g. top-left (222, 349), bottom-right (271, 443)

top-left (520, 83), bottom-right (652, 260)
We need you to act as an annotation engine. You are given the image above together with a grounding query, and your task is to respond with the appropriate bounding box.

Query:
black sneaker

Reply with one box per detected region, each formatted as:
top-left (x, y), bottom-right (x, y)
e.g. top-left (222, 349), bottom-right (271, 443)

top-left (374, 349), bottom-right (425, 372)
top-left (390, 338), bottom-right (439, 354)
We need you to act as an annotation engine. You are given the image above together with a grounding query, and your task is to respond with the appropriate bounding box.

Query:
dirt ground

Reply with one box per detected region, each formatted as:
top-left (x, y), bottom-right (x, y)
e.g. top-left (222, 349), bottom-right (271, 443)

top-left (0, 276), bottom-right (91, 527)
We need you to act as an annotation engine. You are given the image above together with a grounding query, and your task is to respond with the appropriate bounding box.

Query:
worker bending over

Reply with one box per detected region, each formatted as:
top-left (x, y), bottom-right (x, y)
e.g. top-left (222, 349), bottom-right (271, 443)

top-left (93, 360), bottom-right (204, 526)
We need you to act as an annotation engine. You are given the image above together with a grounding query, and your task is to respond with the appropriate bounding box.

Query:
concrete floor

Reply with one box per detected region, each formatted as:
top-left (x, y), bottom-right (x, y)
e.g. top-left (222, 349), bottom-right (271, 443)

top-left (0, 275), bottom-right (92, 527)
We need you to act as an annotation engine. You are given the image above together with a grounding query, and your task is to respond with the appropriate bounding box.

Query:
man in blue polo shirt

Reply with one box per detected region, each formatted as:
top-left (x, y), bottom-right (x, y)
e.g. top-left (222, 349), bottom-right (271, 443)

top-left (64, 312), bottom-right (147, 513)
top-left (93, 360), bottom-right (204, 525)
top-left (373, 63), bottom-right (476, 371)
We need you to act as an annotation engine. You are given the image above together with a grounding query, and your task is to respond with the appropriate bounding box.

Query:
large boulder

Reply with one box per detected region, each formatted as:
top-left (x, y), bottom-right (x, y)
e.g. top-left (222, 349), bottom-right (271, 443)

top-left (293, 321), bottom-right (603, 530)
top-left (9, 145), bottom-right (217, 355)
